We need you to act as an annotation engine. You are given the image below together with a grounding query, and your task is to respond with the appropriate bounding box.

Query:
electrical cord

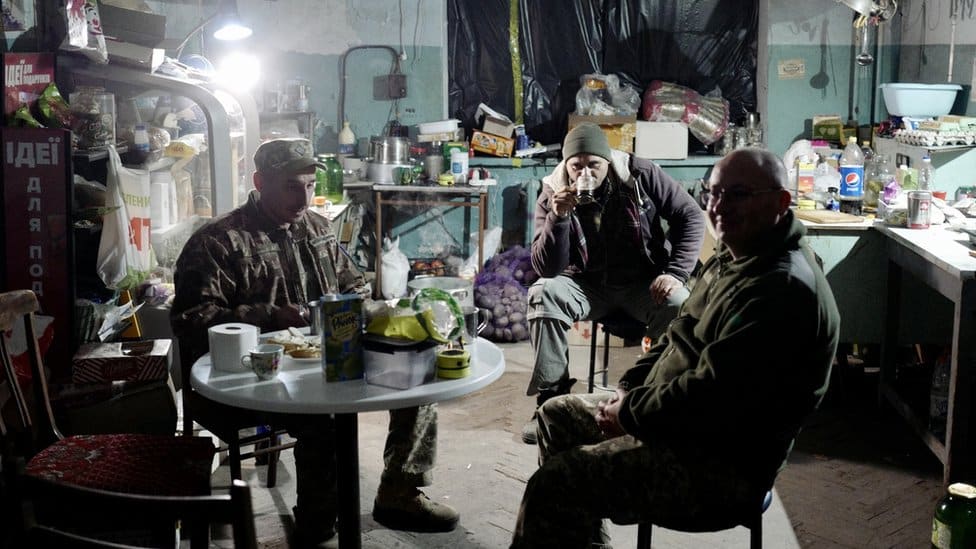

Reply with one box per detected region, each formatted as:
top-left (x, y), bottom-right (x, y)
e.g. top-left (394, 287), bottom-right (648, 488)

top-left (337, 45), bottom-right (402, 128)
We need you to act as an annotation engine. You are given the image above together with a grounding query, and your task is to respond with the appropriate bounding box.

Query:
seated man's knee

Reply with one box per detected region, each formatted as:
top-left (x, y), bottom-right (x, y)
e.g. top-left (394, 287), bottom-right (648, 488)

top-left (536, 394), bottom-right (582, 426)
top-left (528, 277), bottom-right (570, 309)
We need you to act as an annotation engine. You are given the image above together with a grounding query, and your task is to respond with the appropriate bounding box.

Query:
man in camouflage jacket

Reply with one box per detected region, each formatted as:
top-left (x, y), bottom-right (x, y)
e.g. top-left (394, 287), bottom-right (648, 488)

top-left (172, 138), bottom-right (458, 546)
top-left (511, 148), bottom-right (840, 548)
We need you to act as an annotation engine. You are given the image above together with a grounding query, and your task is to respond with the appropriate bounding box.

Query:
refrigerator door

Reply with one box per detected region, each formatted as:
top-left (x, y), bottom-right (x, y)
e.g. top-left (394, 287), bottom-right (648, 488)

top-left (60, 57), bottom-right (259, 277)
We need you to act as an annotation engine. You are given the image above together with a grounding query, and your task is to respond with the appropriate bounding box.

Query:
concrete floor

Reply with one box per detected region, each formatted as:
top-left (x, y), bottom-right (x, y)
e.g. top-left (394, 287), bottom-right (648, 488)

top-left (200, 339), bottom-right (943, 548)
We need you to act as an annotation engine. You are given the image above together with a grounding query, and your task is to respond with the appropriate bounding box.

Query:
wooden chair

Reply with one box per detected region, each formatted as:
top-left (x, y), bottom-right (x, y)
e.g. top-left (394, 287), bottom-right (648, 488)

top-left (178, 338), bottom-right (295, 488)
top-left (22, 475), bottom-right (257, 548)
top-left (635, 489), bottom-right (773, 549)
top-left (0, 290), bottom-right (217, 545)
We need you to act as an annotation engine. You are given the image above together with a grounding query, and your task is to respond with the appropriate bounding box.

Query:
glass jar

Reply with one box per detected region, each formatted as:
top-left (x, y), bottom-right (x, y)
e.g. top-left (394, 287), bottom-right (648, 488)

top-left (933, 483), bottom-right (976, 548)
top-left (321, 153), bottom-right (344, 204)
top-left (314, 155), bottom-right (330, 198)
top-left (69, 86), bottom-right (116, 150)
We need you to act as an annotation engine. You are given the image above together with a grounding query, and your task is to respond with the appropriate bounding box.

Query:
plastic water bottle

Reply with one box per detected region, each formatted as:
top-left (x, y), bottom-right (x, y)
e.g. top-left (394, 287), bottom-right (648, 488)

top-left (929, 351), bottom-right (951, 439)
top-left (338, 121), bottom-right (356, 157)
top-left (919, 155), bottom-right (934, 191)
top-left (132, 123), bottom-right (150, 164)
top-left (838, 136), bottom-right (864, 215)
top-left (860, 140), bottom-right (875, 183)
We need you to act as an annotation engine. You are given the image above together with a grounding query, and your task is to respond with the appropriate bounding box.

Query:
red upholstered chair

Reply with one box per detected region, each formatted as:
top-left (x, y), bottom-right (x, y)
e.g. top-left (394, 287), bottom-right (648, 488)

top-left (22, 476), bottom-right (258, 549)
top-left (0, 290), bottom-right (217, 544)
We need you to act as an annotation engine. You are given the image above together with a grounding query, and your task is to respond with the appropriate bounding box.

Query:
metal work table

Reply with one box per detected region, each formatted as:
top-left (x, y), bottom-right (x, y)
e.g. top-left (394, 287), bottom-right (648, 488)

top-left (876, 225), bottom-right (976, 486)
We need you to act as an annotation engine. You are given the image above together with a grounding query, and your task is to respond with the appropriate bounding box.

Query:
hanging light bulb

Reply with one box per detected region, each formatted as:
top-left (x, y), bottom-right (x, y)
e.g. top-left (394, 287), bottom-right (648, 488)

top-left (212, 0), bottom-right (252, 41)
top-left (174, 0), bottom-right (252, 59)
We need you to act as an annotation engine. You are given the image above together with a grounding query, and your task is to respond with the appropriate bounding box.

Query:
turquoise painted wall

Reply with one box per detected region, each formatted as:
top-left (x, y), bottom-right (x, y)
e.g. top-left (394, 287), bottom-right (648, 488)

top-left (763, 0), bottom-right (900, 155)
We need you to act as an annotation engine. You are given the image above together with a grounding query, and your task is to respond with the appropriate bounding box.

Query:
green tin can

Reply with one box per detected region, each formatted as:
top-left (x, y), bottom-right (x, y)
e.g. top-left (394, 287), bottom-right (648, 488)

top-left (319, 293), bottom-right (363, 381)
top-left (932, 482), bottom-right (976, 548)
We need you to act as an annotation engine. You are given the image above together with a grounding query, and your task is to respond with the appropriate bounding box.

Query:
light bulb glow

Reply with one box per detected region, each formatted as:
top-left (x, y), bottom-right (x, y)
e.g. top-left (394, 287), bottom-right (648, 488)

top-left (213, 23), bottom-right (252, 41)
top-left (216, 52), bottom-right (260, 92)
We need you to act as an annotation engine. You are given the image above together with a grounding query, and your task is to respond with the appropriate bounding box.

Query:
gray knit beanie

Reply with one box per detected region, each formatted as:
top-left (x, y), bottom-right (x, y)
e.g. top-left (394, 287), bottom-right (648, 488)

top-left (562, 122), bottom-right (612, 161)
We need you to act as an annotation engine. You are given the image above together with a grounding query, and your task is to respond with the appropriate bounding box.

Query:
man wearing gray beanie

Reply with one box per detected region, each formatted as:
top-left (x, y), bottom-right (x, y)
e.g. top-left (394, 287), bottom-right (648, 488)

top-left (522, 122), bottom-right (705, 445)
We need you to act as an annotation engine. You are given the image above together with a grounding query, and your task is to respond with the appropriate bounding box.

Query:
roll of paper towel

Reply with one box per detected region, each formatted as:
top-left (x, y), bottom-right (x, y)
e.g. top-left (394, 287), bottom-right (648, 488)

top-left (208, 323), bottom-right (259, 372)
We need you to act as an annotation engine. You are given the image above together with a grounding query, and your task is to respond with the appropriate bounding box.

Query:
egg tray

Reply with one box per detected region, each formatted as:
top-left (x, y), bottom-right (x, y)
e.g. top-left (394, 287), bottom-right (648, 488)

top-left (894, 129), bottom-right (976, 148)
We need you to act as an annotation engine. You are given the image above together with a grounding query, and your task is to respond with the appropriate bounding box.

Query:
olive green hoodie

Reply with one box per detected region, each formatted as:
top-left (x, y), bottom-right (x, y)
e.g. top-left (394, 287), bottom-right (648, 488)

top-left (617, 210), bottom-right (840, 490)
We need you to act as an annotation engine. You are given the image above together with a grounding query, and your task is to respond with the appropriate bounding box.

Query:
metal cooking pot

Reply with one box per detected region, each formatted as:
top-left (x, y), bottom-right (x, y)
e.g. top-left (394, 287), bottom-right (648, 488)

top-left (407, 276), bottom-right (473, 308)
top-left (369, 136), bottom-right (411, 164)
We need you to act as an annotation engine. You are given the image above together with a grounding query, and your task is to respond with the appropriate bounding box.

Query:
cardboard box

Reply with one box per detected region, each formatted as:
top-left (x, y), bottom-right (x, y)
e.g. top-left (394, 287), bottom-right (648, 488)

top-left (72, 339), bottom-right (172, 383)
top-left (471, 130), bottom-right (515, 157)
top-left (634, 121), bottom-right (688, 160)
top-left (98, 4), bottom-right (167, 48)
top-left (476, 103), bottom-right (516, 138)
top-left (812, 115), bottom-right (852, 144)
top-left (482, 115), bottom-right (516, 138)
top-left (567, 114), bottom-right (637, 153)
top-left (105, 39), bottom-right (165, 72)
top-left (567, 321), bottom-right (625, 348)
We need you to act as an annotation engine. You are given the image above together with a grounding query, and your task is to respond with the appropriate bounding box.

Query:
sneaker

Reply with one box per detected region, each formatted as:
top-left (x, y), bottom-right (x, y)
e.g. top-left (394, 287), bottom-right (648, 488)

top-left (521, 413), bottom-right (539, 445)
top-left (372, 486), bottom-right (460, 532)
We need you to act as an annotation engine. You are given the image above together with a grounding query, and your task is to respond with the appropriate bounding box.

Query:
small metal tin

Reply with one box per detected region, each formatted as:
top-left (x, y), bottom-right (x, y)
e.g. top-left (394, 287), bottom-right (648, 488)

top-left (907, 190), bottom-right (932, 229)
top-left (305, 300), bottom-right (322, 335)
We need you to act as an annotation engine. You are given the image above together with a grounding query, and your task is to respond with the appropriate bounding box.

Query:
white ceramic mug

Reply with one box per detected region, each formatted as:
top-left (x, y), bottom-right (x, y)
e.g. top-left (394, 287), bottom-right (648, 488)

top-left (242, 344), bottom-right (284, 380)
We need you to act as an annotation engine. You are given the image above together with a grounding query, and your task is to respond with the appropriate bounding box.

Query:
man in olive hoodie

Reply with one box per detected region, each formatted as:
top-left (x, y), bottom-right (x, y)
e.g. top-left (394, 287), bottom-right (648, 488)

top-left (511, 148), bottom-right (840, 549)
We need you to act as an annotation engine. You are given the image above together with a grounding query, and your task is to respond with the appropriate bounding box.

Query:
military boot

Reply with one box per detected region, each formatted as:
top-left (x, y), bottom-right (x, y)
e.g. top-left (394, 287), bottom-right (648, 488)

top-left (521, 377), bottom-right (576, 445)
top-left (372, 483), bottom-right (460, 532)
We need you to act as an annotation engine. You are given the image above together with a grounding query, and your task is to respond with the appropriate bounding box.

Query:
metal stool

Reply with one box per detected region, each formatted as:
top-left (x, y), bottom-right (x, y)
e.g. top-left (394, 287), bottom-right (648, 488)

top-left (636, 489), bottom-right (773, 549)
top-left (587, 313), bottom-right (646, 392)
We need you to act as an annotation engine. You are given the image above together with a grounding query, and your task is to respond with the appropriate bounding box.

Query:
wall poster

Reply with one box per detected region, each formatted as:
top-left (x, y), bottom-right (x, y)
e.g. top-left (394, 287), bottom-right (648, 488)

top-left (2, 0), bottom-right (36, 40)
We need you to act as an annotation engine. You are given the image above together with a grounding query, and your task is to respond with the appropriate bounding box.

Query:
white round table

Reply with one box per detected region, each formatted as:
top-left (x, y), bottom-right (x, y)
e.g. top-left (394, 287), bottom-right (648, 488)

top-left (190, 337), bottom-right (505, 549)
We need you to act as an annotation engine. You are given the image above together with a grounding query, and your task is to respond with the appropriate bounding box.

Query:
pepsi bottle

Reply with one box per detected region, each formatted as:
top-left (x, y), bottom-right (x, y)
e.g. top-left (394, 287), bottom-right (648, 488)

top-left (838, 136), bottom-right (864, 215)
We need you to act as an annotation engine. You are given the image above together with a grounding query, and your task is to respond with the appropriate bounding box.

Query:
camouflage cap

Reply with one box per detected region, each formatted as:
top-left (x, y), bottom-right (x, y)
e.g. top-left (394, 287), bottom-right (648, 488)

top-left (253, 138), bottom-right (325, 175)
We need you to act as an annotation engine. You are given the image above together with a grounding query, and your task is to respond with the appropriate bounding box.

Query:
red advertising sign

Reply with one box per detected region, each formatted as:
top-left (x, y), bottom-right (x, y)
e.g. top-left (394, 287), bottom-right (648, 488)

top-left (1, 127), bottom-right (74, 375)
top-left (3, 52), bottom-right (55, 120)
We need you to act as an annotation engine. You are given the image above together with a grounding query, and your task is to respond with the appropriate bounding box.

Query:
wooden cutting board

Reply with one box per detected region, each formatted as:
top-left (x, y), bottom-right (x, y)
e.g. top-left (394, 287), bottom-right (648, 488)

top-left (794, 209), bottom-right (864, 223)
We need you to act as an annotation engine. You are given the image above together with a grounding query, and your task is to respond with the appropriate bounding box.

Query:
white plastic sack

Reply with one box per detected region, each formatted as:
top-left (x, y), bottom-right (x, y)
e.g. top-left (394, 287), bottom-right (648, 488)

top-left (461, 226), bottom-right (503, 277)
top-left (97, 146), bottom-right (152, 290)
top-left (380, 237), bottom-right (410, 299)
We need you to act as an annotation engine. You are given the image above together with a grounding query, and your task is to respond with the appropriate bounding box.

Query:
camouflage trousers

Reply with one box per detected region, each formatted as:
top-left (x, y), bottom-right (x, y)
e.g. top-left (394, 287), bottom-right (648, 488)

top-left (289, 403), bottom-right (438, 525)
top-left (511, 393), bottom-right (762, 549)
top-left (526, 275), bottom-right (687, 395)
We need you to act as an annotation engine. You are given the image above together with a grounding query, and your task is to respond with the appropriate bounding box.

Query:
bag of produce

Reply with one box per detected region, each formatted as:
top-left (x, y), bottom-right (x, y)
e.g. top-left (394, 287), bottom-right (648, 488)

top-left (473, 246), bottom-right (537, 342)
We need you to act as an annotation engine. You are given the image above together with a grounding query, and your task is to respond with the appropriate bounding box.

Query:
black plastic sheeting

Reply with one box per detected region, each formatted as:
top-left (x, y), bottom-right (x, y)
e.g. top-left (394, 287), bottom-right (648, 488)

top-left (448, 0), bottom-right (758, 149)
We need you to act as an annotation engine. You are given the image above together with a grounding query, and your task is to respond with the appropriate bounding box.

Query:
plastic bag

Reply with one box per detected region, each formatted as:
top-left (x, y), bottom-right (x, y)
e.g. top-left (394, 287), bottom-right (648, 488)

top-left (461, 226), bottom-right (503, 277)
top-left (641, 81), bottom-right (730, 145)
top-left (60, 0), bottom-right (109, 64)
top-left (380, 237), bottom-right (410, 299)
top-left (575, 73), bottom-right (641, 116)
top-left (97, 146), bottom-right (152, 290)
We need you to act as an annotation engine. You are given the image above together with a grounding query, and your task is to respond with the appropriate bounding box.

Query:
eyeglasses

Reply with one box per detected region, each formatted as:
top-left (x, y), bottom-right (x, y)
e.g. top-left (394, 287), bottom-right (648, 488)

top-left (706, 187), bottom-right (782, 203)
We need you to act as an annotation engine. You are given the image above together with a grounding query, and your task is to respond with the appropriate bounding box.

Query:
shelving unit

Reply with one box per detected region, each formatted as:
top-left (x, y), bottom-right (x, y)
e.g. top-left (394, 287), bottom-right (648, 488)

top-left (259, 111), bottom-right (315, 142)
top-left (874, 137), bottom-right (976, 194)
